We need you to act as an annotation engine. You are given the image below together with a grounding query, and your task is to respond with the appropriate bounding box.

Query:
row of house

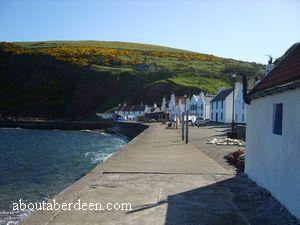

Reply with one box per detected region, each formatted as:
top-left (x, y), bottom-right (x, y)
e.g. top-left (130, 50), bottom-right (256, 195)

top-left (98, 103), bottom-right (160, 121)
top-left (162, 82), bottom-right (247, 124)
top-left (99, 84), bottom-right (247, 124)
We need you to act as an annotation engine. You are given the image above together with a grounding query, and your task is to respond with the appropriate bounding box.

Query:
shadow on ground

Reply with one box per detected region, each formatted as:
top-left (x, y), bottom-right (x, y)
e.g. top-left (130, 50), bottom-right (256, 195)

top-left (129, 174), bottom-right (299, 225)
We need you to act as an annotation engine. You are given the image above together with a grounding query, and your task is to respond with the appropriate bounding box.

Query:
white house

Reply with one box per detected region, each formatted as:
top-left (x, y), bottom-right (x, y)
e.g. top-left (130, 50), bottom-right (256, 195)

top-left (189, 92), bottom-right (214, 120)
top-left (245, 43), bottom-right (300, 219)
top-left (234, 82), bottom-right (246, 124)
top-left (161, 97), bottom-right (167, 112)
top-left (168, 94), bottom-right (176, 120)
top-left (168, 94), bottom-right (186, 121)
top-left (175, 98), bottom-right (184, 121)
top-left (130, 105), bottom-right (147, 119)
top-left (210, 88), bottom-right (233, 123)
top-left (116, 104), bottom-right (126, 118)
top-left (97, 107), bottom-right (117, 120)
top-left (189, 94), bottom-right (199, 116)
top-left (121, 105), bottom-right (133, 119)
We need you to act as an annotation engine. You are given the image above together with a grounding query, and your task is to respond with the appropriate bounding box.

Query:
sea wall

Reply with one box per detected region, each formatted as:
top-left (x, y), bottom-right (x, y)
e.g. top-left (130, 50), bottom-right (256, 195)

top-left (106, 122), bottom-right (149, 139)
top-left (0, 120), bottom-right (112, 130)
top-left (0, 120), bottom-right (149, 139)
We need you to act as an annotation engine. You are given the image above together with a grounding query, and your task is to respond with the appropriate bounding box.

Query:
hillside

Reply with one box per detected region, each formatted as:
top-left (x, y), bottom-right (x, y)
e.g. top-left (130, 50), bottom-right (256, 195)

top-left (0, 41), bottom-right (265, 119)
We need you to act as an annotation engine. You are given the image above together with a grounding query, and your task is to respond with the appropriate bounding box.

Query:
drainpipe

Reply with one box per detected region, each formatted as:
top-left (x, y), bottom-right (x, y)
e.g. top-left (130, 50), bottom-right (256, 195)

top-left (185, 95), bottom-right (188, 144)
top-left (243, 74), bottom-right (250, 104)
top-left (231, 74), bottom-right (236, 133)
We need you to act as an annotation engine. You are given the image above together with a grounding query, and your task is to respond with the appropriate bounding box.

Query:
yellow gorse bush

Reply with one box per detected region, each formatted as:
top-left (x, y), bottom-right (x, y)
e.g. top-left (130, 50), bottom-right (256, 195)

top-left (1, 43), bottom-right (219, 67)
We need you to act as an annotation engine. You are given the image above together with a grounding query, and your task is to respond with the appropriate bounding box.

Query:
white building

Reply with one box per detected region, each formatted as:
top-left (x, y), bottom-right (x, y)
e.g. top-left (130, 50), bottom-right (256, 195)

top-left (161, 97), bottom-right (167, 112)
top-left (130, 105), bottom-right (147, 119)
top-left (168, 94), bottom-right (185, 121)
top-left (210, 88), bottom-right (233, 123)
top-left (189, 94), bottom-right (199, 116)
top-left (97, 107), bottom-right (117, 120)
top-left (115, 104), bottom-right (126, 118)
top-left (189, 92), bottom-right (214, 120)
top-left (234, 82), bottom-right (246, 124)
top-left (245, 43), bottom-right (300, 219)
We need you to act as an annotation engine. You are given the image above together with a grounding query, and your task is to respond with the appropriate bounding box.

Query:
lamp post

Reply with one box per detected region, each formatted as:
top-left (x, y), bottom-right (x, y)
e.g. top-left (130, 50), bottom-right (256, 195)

top-left (184, 95), bottom-right (189, 144)
top-left (231, 73), bottom-right (236, 133)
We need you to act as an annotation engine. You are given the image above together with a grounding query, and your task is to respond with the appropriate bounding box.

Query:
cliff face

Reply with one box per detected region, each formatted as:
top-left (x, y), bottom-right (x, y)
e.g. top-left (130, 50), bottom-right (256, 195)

top-left (0, 50), bottom-right (119, 118)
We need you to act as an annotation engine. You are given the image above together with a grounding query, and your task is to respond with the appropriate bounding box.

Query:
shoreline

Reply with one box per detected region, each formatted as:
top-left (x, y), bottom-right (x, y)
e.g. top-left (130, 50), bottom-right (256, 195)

top-left (18, 124), bottom-right (150, 224)
top-left (1, 122), bottom-right (149, 225)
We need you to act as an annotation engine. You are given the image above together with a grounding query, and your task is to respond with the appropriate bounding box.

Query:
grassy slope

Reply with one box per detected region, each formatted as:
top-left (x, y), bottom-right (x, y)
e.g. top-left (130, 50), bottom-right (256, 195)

top-left (0, 41), bottom-right (265, 119)
top-left (14, 40), bottom-right (193, 52)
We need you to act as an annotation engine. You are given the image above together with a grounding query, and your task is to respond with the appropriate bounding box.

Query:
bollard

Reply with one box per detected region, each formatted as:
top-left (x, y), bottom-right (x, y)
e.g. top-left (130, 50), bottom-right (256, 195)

top-left (182, 113), bottom-right (184, 141)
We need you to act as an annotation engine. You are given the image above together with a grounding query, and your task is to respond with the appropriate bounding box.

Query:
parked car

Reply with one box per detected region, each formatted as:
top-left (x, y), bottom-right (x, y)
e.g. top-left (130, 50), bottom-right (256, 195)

top-left (194, 117), bottom-right (208, 127)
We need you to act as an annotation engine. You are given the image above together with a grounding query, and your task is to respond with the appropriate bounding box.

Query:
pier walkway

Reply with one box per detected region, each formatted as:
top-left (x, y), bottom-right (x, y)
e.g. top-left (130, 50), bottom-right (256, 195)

top-left (22, 124), bottom-right (249, 225)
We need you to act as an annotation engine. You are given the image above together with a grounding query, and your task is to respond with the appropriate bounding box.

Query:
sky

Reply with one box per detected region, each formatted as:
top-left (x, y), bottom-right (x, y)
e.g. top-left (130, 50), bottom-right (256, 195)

top-left (0, 0), bottom-right (299, 63)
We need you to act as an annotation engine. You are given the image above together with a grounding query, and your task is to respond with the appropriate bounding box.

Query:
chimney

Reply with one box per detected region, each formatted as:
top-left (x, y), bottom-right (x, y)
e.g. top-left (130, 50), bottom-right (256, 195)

top-left (199, 92), bottom-right (204, 99)
top-left (264, 55), bottom-right (274, 77)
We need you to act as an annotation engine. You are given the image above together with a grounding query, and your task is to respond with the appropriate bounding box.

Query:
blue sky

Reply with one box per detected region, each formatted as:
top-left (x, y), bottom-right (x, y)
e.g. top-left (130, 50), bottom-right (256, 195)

top-left (0, 0), bottom-right (299, 63)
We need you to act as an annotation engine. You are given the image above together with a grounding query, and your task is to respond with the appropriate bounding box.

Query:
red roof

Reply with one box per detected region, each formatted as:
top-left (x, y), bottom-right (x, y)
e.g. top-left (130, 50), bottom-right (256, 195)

top-left (249, 43), bottom-right (300, 97)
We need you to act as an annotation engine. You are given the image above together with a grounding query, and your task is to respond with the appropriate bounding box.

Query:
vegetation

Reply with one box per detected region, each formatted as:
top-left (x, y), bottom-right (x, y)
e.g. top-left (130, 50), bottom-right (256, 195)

top-left (0, 41), bottom-right (265, 119)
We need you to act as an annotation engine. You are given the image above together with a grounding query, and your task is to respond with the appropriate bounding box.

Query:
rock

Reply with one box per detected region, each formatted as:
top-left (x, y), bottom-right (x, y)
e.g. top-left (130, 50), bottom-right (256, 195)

top-left (207, 137), bottom-right (245, 146)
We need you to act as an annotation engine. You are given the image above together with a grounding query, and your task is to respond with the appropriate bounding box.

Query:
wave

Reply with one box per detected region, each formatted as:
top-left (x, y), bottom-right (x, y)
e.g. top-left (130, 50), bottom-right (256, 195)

top-left (0, 209), bottom-right (31, 225)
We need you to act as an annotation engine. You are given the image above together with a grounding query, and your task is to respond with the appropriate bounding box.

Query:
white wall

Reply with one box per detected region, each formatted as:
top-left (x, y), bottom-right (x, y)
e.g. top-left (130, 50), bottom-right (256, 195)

top-left (161, 97), bottom-right (167, 112)
top-left (204, 103), bottom-right (210, 120)
top-left (189, 95), bottom-right (199, 116)
top-left (225, 92), bottom-right (233, 123)
top-left (210, 92), bottom-right (233, 123)
top-left (169, 94), bottom-right (176, 120)
top-left (246, 88), bottom-right (300, 219)
top-left (234, 82), bottom-right (246, 124)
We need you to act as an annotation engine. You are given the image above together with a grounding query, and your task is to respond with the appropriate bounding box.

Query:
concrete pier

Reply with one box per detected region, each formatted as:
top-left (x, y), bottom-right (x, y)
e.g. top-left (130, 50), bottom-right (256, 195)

top-left (21, 124), bottom-right (249, 225)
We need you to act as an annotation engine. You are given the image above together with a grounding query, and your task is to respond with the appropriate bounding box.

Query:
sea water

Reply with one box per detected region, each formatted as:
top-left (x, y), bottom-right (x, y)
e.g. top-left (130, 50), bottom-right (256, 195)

top-left (0, 128), bottom-right (128, 224)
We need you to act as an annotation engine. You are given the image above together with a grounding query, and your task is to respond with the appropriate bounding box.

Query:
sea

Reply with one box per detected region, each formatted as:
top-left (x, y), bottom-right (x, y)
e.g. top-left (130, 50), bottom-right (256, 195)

top-left (0, 127), bottom-right (128, 225)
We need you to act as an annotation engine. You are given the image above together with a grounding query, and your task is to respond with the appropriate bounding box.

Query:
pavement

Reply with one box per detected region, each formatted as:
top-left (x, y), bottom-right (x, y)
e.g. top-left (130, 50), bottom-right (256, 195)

top-left (21, 123), bottom-right (250, 225)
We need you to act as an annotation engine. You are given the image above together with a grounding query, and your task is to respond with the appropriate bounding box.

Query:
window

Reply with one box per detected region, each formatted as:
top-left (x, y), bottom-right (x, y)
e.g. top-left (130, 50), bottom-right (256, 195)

top-left (235, 114), bottom-right (238, 121)
top-left (221, 100), bottom-right (224, 108)
top-left (221, 112), bottom-right (223, 120)
top-left (201, 104), bottom-right (203, 110)
top-left (273, 103), bottom-right (283, 135)
top-left (211, 113), bottom-right (213, 119)
top-left (216, 101), bottom-right (218, 109)
top-left (211, 102), bottom-right (213, 109)
top-left (242, 114), bottom-right (244, 121)
top-left (242, 102), bottom-right (245, 110)
top-left (201, 113), bottom-right (203, 116)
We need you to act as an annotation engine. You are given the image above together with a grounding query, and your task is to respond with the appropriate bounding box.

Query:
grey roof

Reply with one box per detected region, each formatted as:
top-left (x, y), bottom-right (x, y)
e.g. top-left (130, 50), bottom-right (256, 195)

top-left (105, 107), bottom-right (117, 114)
top-left (131, 105), bottom-right (146, 112)
top-left (211, 88), bottom-right (233, 102)
top-left (121, 105), bottom-right (133, 111)
top-left (116, 105), bottom-right (124, 111)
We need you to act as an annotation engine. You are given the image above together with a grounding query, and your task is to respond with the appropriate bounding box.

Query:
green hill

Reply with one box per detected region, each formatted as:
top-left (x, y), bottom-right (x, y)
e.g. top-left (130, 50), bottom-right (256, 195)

top-left (0, 41), bottom-right (265, 119)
